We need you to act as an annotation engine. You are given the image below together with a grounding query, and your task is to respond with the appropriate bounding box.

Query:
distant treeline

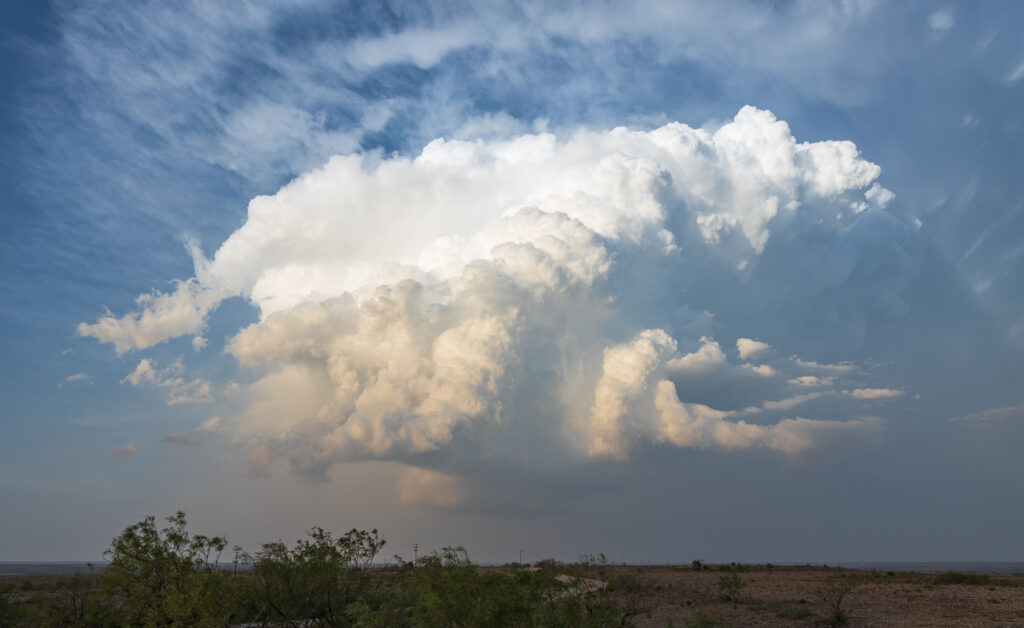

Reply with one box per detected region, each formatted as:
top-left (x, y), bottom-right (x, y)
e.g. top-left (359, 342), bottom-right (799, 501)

top-left (0, 511), bottom-right (643, 626)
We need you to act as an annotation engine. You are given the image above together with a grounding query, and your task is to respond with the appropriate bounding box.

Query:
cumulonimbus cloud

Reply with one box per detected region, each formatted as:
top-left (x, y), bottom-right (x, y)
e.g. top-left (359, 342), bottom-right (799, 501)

top-left (81, 107), bottom-right (908, 482)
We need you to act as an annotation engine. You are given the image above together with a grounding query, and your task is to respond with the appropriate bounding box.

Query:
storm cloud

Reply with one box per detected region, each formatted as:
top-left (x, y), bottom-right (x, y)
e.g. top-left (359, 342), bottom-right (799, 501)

top-left (80, 107), bottom-right (909, 494)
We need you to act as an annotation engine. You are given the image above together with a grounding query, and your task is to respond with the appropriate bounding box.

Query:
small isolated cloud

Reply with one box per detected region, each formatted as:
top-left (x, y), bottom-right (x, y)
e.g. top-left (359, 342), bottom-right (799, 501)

top-left (160, 432), bottom-right (201, 447)
top-left (57, 372), bottom-right (92, 389)
top-left (792, 358), bottom-right (857, 373)
top-left (105, 442), bottom-right (137, 459)
top-left (191, 336), bottom-right (208, 352)
top-left (121, 357), bottom-right (213, 405)
top-left (736, 338), bottom-right (771, 361)
top-left (742, 392), bottom-right (829, 415)
top-left (928, 8), bottom-right (954, 32)
top-left (198, 416), bottom-right (221, 432)
top-left (789, 375), bottom-right (834, 387)
top-left (78, 279), bottom-right (224, 354)
top-left (847, 388), bottom-right (904, 400)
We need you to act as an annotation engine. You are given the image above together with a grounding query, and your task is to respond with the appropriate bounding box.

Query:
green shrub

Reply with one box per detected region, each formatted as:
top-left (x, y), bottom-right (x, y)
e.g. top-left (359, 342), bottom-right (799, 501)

top-left (99, 510), bottom-right (233, 626)
top-left (816, 571), bottom-right (857, 628)
top-left (716, 574), bottom-right (743, 602)
top-left (776, 604), bottom-right (812, 619)
top-left (3, 513), bottom-right (646, 627)
top-left (242, 526), bottom-right (385, 625)
top-left (688, 605), bottom-right (729, 627)
top-left (0, 594), bottom-right (21, 626)
top-left (933, 572), bottom-right (991, 585)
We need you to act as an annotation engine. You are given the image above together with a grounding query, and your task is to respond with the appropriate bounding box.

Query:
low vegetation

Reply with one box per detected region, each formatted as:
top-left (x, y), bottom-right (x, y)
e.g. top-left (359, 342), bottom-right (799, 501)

top-left (0, 512), bottom-right (645, 626)
top-left (3, 516), bottom-right (1021, 626)
top-left (815, 570), bottom-right (859, 627)
top-left (932, 571), bottom-right (992, 586)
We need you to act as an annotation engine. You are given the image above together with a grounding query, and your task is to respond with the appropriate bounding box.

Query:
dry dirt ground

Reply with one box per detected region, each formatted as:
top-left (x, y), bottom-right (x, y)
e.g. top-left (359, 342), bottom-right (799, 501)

top-left (585, 564), bottom-right (1024, 627)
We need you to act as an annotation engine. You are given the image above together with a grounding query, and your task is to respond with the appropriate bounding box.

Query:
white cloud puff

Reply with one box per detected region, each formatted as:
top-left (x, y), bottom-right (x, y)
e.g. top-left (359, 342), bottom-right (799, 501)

top-left (655, 381), bottom-right (883, 454)
top-left (666, 337), bottom-right (728, 376)
top-left (122, 357), bottom-right (213, 405)
top-left (736, 338), bottom-right (771, 361)
top-left (198, 416), bottom-right (221, 432)
top-left (847, 387), bottom-right (904, 400)
top-left (78, 279), bottom-right (224, 354)
top-left (789, 375), bottom-right (834, 387)
top-left (742, 363), bottom-right (777, 377)
top-left (82, 107), bottom-right (906, 481)
top-left (928, 8), bottom-right (955, 32)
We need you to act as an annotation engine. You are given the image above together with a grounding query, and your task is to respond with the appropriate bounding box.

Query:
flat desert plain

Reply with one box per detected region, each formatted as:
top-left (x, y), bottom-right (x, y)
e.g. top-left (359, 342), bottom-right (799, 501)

top-left (582, 564), bottom-right (1024, 627)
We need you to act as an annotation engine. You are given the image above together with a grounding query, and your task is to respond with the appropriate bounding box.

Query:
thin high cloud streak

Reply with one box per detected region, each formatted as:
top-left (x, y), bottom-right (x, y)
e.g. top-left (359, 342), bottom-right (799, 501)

top-left (951, 404), bottom-right (1024, 425)
top-left (41, 0), bottom-right (1018, 182)
top-left (31, 0), bottom-right (1024, 351)
top-left (57, 372), bottom-right (91, 389)
top-left (80, 107), bottom-right (906, 490)
top-left (34, 0), bottom-right (898, 201)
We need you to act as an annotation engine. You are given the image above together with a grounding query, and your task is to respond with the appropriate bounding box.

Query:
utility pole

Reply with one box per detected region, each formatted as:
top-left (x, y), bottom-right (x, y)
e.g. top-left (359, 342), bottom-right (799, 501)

top-left (414, 544), bottom-right (418, 565)
top-left (519, 549), bottom-right (523, 566)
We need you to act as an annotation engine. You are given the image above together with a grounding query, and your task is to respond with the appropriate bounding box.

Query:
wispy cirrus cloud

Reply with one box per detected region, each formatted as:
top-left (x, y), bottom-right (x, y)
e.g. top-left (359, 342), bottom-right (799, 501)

top-left (951, 404), bottom-right (1024, 425)
top-left (57, 373), bottom-right (91, 389)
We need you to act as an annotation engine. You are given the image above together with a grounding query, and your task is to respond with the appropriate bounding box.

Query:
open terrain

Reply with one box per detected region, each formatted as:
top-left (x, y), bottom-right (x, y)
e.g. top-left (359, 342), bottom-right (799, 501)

top-left (4, 563), bottom-right (1023, 626)
top-left (591, 564), bottom-right (1024, 627)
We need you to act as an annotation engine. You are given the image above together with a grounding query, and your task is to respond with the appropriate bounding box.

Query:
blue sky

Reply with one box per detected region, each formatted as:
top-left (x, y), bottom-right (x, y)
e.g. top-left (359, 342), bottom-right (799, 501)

top-left (1, 0), bottom-right (1023, 563)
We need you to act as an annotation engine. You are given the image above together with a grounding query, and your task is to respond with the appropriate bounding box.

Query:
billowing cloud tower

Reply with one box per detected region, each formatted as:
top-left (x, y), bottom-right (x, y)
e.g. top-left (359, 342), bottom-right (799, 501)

top-left (82, 107), bottom-right (909, 496)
